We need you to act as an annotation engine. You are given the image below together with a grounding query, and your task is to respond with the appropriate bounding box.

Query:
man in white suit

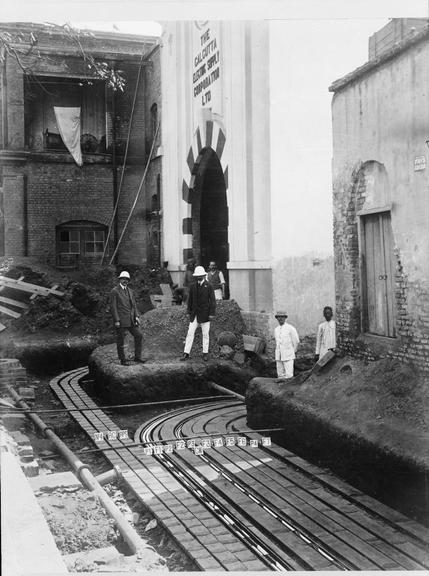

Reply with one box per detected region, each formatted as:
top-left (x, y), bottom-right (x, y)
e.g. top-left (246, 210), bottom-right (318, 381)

top-left (274, 311), bottom-right (299, 381)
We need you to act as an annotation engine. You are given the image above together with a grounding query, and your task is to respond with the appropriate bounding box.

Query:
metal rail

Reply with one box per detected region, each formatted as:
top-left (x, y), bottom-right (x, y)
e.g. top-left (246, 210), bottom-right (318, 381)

top-left (47, 367), bottom-right (429, 572)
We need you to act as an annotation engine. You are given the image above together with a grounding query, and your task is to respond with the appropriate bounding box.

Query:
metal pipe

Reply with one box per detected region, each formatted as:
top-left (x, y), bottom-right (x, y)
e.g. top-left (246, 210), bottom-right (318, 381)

top-left (95, 465), bottom-right (122, 486)
top-left (7, 386), bottom-right (147, 555)
top-left (207, 381), bottom-right (245, 402)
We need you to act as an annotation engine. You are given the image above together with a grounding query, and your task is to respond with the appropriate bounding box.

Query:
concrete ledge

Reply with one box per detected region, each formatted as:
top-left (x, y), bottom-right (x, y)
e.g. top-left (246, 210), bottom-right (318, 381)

top-left (1, 450), bottom-right (68, 574)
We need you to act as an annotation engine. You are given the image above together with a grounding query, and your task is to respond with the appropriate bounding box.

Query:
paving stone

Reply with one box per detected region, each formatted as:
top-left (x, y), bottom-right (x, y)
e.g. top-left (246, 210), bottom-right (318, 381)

top-left (190, 525), bottom-right (210, 536)
top-left (226, 541), bottom-right (248, 552)
top-left (196, 557), bottom-right (223, 570)
top-left (235, 549), bottom-right (260, 562)
top-left (21, 460), bottom-right (39, 477)
top-left (244, 559), bottom-right (269, 570)
top-left (214, 550), bottom-right (242, 565)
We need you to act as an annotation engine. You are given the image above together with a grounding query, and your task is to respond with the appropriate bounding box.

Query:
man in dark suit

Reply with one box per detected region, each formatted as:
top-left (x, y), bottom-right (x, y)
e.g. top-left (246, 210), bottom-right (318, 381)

top-left (109, 271), bottom-right (145, 366)
top-left (180, 265), bottom-right (216, 362)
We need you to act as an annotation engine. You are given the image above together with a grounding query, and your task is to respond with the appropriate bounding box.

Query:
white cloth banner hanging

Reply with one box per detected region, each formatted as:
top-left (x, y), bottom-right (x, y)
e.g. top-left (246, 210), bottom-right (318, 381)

top-left (54, 106), bottom-right (83, 166)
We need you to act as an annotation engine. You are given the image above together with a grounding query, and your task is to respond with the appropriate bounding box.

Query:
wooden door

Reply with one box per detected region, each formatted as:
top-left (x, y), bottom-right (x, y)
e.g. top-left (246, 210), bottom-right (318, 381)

top-left (362, 212), bottom-right (396, 337)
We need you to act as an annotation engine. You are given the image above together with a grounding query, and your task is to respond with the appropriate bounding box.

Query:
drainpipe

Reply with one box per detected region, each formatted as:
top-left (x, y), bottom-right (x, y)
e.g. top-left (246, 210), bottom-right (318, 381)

top-left (1, 50), bottom-right (8, 148)
top-left (111, 86), bottom-right (118, 264)
top-left (7, 386), bottom-right (147, 555)
top-left (23, 175), bottom-right (28, 256)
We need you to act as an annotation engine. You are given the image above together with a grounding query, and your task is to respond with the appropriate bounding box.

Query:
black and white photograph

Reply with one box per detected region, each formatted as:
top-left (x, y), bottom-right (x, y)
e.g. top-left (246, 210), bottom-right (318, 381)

top-left (1, 0), bottom-right (429, 573)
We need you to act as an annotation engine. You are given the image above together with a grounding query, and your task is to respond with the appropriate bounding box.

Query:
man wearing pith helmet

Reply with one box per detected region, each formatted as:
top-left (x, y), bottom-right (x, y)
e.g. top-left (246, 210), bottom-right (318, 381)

top-left (180, 265), bottom-right (216, 362)
top-left (109, 271), bottom-right (146, 366)
top-left (274, 311), bottom-right (299, 381)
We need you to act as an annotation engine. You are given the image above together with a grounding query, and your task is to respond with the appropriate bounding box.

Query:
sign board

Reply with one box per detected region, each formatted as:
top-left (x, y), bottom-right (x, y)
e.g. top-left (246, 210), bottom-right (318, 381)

top-left (192, 21), bottom-right (222, 114)
top-left (414, 156), bottom-right (426, 171)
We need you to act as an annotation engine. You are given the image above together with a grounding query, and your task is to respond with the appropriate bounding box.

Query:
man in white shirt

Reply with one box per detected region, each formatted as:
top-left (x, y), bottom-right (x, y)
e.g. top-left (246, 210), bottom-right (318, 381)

top-left (274, 311), bottom-right (299, 381)
top-left (315, 306), bottom-right (336, 362)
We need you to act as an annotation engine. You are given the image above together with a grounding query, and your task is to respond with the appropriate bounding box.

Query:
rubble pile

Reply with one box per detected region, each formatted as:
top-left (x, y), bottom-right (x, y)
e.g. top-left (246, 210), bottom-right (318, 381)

top-left (0, 263), bottom-right (173, 340)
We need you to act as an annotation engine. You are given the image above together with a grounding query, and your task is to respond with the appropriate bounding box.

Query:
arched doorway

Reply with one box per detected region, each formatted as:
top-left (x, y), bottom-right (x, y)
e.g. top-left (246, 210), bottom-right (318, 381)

top-left (192, 147), bottom-right (229, 284)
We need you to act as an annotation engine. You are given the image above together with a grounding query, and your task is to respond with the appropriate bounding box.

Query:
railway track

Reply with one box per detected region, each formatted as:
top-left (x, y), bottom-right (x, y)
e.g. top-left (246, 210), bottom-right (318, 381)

top-left (50, 367), bottom-right (429, 571)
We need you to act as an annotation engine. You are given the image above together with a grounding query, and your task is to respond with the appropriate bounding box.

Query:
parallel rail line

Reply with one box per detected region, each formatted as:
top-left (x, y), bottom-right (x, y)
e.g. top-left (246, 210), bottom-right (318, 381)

top-left (49, 367), bottom-right (429, 571)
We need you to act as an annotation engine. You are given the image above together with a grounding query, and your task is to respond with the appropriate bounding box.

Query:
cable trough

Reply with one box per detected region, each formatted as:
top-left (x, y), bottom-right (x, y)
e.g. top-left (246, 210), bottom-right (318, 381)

top-left (50, 367), bottom-right (429, 571)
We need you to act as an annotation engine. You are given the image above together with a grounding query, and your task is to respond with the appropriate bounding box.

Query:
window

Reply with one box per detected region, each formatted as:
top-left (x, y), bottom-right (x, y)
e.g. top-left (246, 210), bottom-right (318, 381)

top-left (84, 230), bottom-right (105, 255)
top-left (56, 221), bottom-right (107, 262)
top-left (24, 76), bottom-right (106, 153)
top-left (59, 230), bottom-right (80, 254)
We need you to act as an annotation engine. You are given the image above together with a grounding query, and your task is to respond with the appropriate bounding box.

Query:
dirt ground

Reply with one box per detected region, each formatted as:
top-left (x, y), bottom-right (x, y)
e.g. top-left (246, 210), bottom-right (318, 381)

top-left (0, 257), bottom-right (170, 345)
top-left (295, 355), bottom-right (429, 447)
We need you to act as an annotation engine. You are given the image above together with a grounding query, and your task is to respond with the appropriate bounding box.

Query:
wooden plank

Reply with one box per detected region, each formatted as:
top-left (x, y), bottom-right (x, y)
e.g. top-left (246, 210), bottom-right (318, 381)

top-left (377, 213), bottom-right (388, 335)
top-left (160, 283), bottom-right (173, 297)
top-left (382, 213), bottom-right (396, 337)
top-left (364, 216), bottom-right (376, 334)
top-left (0, 296), bottom-right (28, 309)
top-left (0, 305), bottom-right (21, 319)
top-left (0, 276), bottom-right (63, 297)
top-left (243, 335), bottom-right (265, 354)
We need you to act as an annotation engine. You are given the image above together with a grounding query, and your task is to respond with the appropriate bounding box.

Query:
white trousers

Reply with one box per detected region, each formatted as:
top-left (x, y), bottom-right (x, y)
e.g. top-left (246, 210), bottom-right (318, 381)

top-left (184, 318), bottom-right (210, 354)
top-left (276, 360), bottom-right (294, 379)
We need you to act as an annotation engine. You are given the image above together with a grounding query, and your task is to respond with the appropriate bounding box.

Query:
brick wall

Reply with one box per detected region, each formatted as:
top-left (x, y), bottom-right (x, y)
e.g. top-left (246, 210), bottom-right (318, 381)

top-left (24, 163), bottom-right (114, 262)
top-left (1, 25), bottom-right (162, 269)
top-left (334, 163), bottom-right (429, 372)
top-left (3, 170), bottom-right (25, 256)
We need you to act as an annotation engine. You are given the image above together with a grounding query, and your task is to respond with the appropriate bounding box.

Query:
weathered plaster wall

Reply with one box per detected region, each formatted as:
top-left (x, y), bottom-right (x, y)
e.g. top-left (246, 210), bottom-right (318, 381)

top-left (331, 35), bottom-right (429, 371)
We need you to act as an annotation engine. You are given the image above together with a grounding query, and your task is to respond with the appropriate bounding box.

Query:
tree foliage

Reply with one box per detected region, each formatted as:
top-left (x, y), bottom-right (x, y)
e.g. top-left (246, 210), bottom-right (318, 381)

top-left (0, 23), bottom-right (126, 91)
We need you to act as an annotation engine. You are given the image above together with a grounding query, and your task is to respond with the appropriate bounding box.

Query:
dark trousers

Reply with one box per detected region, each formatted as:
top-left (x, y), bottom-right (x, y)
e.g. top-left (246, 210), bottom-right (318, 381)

top-left (115, 325), bottom-right (143, 361)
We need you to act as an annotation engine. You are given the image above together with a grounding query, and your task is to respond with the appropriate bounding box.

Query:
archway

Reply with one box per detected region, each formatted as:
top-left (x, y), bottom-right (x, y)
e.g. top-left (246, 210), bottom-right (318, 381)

top-left (192, 147), bottom-right (229, 282)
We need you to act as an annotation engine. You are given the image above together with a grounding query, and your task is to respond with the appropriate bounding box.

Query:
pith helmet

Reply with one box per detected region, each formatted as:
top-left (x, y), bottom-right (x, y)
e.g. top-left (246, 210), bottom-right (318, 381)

top-left (193, 265), bottom-right (207, 277)
top-left (118, 271), bottom-right (131, 279)
top-left (275, 311), bottom-right (288, 318)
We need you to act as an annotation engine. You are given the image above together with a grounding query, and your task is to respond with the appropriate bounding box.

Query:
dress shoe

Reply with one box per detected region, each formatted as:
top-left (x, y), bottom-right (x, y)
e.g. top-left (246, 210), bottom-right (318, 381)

top-left (120, 360), bottom-right (131, 366)
top-left (134, 357), bottom-right (148, 364)
top-left (203, 353), bottom-right (209, 362)
top-left (180, 353), bottom-right (190, 361)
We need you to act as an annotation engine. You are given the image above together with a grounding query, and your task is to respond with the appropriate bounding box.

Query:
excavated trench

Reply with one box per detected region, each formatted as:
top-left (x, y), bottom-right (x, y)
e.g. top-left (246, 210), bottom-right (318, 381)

top-left (7, 330), bottom-right (429, 546)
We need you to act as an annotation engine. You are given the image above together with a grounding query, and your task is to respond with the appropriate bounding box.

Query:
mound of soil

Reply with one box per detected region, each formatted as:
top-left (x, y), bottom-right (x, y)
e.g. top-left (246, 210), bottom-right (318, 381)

top-left (0, 261), bottom-right (173, 347)
top-left (246, 355), bottom-right (429, 522)
top-left (139, 299), bottom-right (246, 359)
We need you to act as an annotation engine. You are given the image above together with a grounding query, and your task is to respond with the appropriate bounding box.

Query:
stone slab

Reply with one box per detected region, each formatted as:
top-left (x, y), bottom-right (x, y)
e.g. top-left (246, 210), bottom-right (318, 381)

top-left (1, 450), bottom-right (67, 573)
top-left (29, 470), bottom-right (82, 491)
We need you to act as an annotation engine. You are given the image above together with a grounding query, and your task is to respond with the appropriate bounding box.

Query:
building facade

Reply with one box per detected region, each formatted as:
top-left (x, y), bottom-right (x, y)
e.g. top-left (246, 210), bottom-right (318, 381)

top-left (330, 20), bottom-right (429, 372)
top-left (0, 23), bottom-right (162, 268)
top-left (161, 21), bottom-right (273, 312)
